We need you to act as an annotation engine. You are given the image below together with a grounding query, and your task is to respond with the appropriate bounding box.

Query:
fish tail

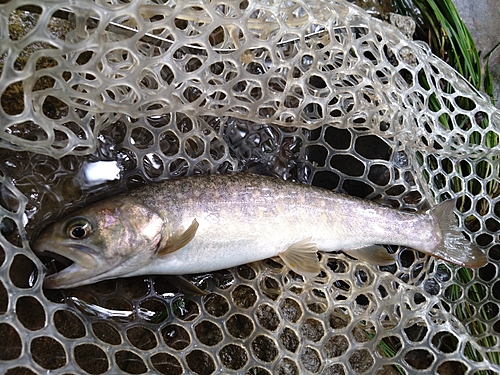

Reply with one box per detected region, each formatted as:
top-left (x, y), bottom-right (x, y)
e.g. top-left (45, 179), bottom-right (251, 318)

top-left (427, 200), bottom-right (487, 268)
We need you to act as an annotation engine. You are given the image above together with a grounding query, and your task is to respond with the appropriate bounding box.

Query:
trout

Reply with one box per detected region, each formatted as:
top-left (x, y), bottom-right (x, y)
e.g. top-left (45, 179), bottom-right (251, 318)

top-left (33, 174), bottom-right (486, 288)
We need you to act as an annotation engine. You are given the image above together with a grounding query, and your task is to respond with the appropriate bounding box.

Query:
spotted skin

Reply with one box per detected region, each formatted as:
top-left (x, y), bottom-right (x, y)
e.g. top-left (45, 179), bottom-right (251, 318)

top-left (33, 174), bottom-right (486, 288)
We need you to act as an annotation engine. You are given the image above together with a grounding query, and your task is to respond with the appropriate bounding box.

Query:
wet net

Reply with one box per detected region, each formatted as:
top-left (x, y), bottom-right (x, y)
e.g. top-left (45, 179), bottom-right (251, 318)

top-left (0, 0), bottom-right (499, 374)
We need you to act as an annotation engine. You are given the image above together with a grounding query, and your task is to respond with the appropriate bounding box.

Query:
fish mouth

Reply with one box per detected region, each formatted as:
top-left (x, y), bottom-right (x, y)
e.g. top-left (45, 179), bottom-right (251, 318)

top-left (35, 244), bottom-right (101, 289)
top-left (39, 250), bottom-right (74, 276)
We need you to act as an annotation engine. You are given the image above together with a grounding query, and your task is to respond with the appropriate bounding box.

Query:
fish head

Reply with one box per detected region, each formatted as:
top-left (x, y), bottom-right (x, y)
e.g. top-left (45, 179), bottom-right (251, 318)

top-left (33, 196), bottom-right (165, 289)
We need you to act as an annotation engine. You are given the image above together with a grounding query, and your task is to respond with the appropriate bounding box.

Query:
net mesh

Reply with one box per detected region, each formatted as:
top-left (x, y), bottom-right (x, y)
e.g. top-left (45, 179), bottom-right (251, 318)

top-left (0, 0), bottom-right (499, 374)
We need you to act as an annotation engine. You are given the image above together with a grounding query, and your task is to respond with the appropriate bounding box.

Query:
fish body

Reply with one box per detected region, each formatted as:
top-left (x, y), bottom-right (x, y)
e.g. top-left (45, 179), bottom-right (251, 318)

top-left (33, 174), bottom-right (486, 288)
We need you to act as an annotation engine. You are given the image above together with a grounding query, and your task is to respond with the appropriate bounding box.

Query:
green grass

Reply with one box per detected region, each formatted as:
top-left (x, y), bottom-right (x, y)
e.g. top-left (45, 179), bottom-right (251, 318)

top-left (444, 266), bottom-right (498, 374)
top-left (393, 0), bottom-right (500, 373)
top-left (394, 0), bottom-right (486, 95)
top-left (395, 0), bottom-right (497, 141)
top-left (362, 323), bottom-right (406, 375)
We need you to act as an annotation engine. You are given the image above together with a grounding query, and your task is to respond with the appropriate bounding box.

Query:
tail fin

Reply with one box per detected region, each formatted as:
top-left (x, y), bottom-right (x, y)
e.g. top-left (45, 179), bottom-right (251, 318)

top-left (427, 200), bottom-right (487, 268)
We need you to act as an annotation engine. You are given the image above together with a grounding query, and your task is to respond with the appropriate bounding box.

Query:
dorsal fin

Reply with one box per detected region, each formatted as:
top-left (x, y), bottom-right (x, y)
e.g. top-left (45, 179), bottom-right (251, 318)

top-left (158, 219), bottom-right (199, 256)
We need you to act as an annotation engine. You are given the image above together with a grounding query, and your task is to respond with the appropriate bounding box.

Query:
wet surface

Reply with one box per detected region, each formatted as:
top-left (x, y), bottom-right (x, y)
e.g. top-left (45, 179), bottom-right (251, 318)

top-left (1, 1), bottom-right (499, 374)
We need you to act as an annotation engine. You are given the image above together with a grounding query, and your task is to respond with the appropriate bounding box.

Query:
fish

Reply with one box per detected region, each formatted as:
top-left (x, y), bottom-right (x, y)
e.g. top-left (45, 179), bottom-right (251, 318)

top-left (33, 173), bottom-right (487, 289)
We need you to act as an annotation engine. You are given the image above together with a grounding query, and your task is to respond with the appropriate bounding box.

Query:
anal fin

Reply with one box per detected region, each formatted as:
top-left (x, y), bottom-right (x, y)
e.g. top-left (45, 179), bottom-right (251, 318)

top-left (346, 246), bottom-right (396, 266)
top-left (158, 219), bottom-right (199, 256)
top-left (279, 238), bottom-right (321, 277)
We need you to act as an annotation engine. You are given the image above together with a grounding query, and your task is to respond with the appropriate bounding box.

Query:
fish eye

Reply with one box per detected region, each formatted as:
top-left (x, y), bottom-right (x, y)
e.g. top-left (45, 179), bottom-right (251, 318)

top-left (66, 219), bottom-right (92, 239)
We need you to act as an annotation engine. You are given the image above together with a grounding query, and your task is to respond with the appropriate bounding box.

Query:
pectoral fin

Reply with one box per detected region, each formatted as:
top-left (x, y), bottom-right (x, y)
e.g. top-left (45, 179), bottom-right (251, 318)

top-left (158, 219), bottom-right (199, 256)
top-left (163, 275), bottom-right (207, 296)
top-left (346, 246), bottom-right (396, 266)
top-left (279, 238), bottom-right (321, 277)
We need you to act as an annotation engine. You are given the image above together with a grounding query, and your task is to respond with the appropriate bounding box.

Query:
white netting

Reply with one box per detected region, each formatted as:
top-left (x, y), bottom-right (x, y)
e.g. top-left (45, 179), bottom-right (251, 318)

top-left (0, 1), bottom-right (499, 374)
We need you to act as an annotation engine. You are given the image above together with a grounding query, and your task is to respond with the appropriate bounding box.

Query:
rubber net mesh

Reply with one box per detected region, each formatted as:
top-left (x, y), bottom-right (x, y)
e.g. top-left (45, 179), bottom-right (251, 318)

top-left (0, 0), bottom-right (499, 374)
